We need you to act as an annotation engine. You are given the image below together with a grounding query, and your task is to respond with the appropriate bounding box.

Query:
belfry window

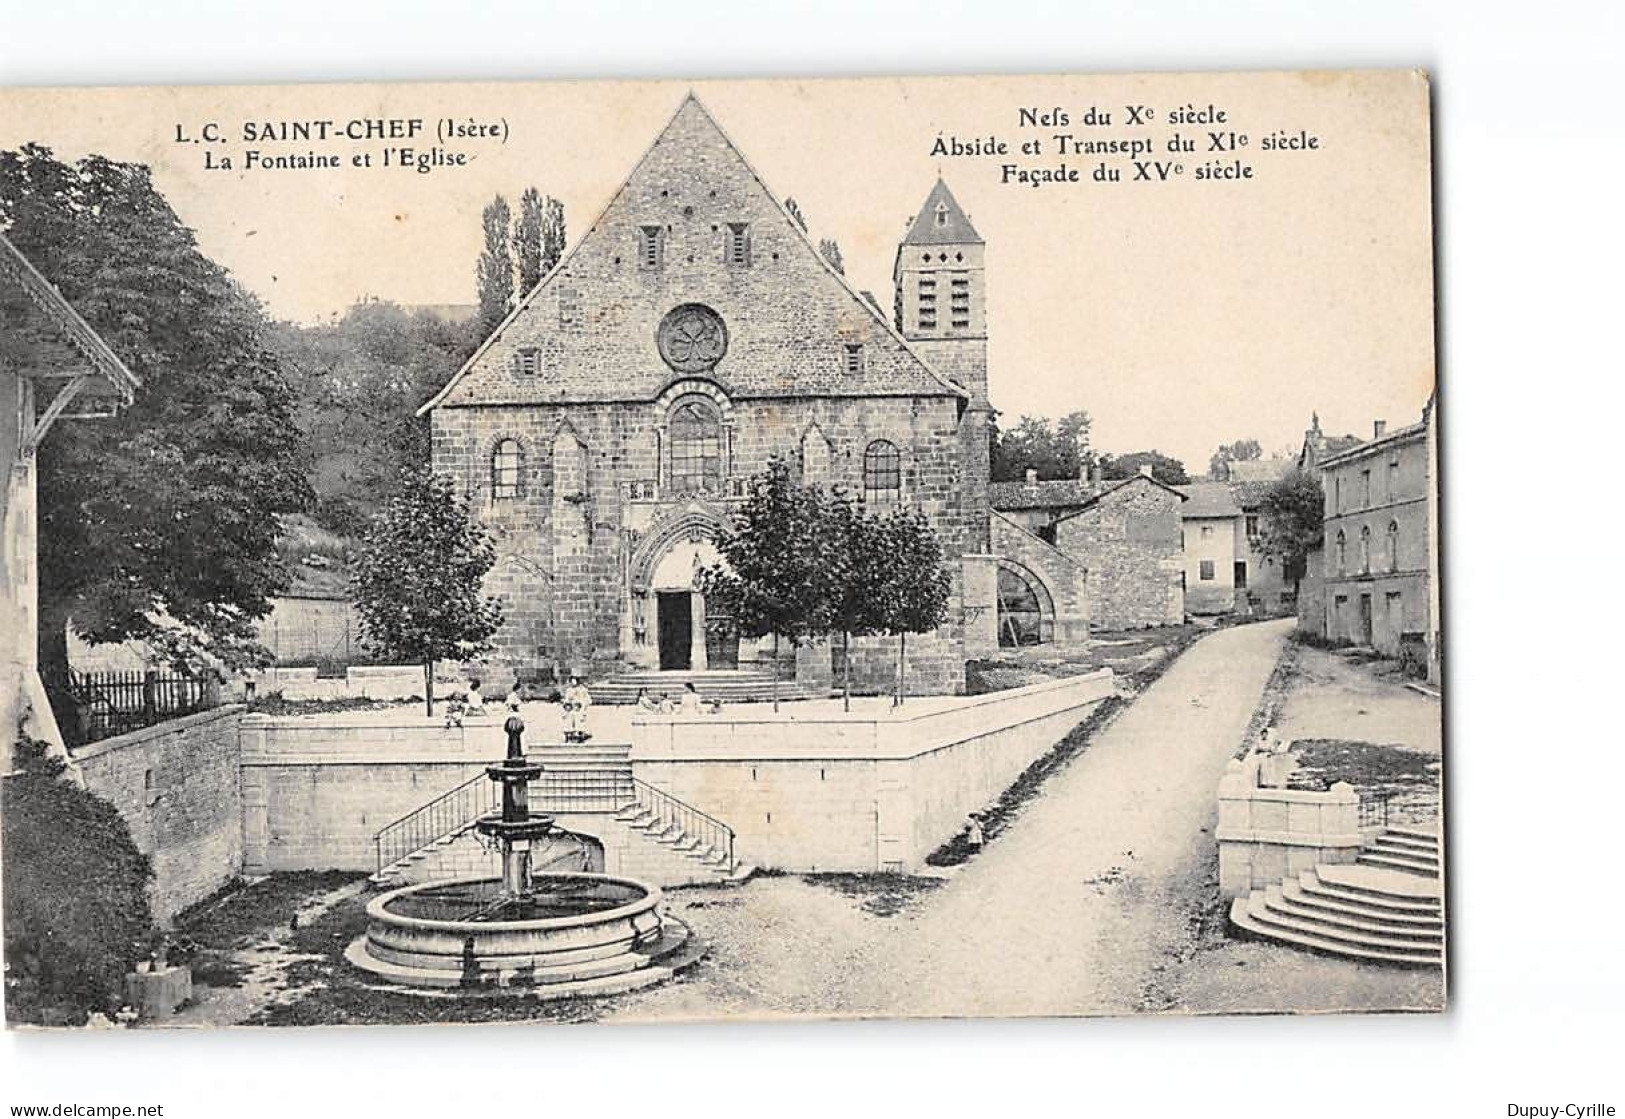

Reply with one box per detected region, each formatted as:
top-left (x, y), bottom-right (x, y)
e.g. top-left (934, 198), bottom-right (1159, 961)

top-left (492, 439), bottom-right (523, 500)
top-left (844, 343), bottom-right (864, 375)
top-left (863, 439), bottom-right (902, 507)
top-left (669, 399), bottom-right (723, 494)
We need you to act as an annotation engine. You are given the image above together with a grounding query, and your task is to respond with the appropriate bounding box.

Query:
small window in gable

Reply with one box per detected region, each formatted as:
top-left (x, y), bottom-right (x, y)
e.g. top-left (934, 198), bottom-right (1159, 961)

top-left (513, 347), bottom-right (541, 376)
top-left (934, 201), bottom-right (949, 228)
top-left (639, 225), bottom-right (663, 269)
top-left (726, 223), bottom-right (751, 267)
top-left (844, 343), bottom-right (864, 375)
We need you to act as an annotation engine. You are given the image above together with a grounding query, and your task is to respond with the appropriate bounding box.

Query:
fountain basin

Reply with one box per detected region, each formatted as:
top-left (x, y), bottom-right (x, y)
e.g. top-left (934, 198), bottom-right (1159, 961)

top-left (346, 873), bottom-right (701, 996)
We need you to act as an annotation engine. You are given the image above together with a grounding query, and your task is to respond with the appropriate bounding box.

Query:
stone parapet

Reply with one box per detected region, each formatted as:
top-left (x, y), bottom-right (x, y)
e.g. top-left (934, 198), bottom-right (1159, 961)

top-left (1216, 753), bottom-right (1363, 898)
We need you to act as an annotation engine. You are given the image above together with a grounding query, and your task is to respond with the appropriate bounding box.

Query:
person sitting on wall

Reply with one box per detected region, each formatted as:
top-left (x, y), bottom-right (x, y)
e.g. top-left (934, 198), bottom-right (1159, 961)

top-left (679, 681), bottom-right (703, 716)
top-left (657, 692), bottom-right (677, 715)
top-left (562, 675), bottom-right (593, 743)
top-left (634, 687), bottom-right (661, 714)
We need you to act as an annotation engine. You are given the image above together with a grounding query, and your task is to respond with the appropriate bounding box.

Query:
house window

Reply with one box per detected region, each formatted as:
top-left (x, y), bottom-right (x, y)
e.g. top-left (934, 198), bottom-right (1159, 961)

top-left (1361, 468), bottom-right (1372, 507)
top-left (1334, 476), bottom-right (1343, 513)
top-left (1388, 457), bottom-right (1400, 499)
top-left (726, 223), bottom-right (751, 266)
top-left (1199, 560), bottom-right (1216, 581)
top-left (1245, 514), bottom-right (1260, 540)
top-left (1387, 520), bottom-right (1400, 573)
top-left (1335, 529), bottom-right (1347, 575)
top-left (492, 439), bottom-right (523, 499)
top-left (668, 398), bottom-right (723, 494)
top-left (844, 343), bottom-right (864, 375)
top-left (863, 439), bottom-right (902, 507)
top-left (639, 225), bottom-right (663, 269)
top-left (1359, 525), bottom-right (1372, 574)
top-left (513, 347), bottom-right (541, 376)
top-left (1234, 561), bottom-right (1248, 588)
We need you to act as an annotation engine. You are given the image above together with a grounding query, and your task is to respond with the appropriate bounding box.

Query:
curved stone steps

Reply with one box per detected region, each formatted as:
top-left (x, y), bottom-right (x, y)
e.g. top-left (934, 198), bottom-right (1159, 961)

top-left (1263, 886), bottom-right (1442, 944)
top-left (1230, 893), bottom-right (1442, 966)
top-left (1229, 861), bottom-right (1443, 967)
top-left (1282, 880), bottom-right (1442, 927)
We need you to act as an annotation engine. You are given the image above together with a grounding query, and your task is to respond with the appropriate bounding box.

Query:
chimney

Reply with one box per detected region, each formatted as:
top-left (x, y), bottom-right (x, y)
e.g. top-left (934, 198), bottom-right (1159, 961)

top-left (1373, 419), bottom-right (1387, 438)
top-left (1139, 463), bottom-right (1154, 478)
top-left (1024, 467), bottom-right (1038, 486)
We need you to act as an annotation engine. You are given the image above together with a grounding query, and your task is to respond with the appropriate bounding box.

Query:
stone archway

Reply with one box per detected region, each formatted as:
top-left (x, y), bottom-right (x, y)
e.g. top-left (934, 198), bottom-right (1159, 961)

top-left (624, 503), bottom-right (736, 670)
top-left (995, 559), bottom-right (1056, 648)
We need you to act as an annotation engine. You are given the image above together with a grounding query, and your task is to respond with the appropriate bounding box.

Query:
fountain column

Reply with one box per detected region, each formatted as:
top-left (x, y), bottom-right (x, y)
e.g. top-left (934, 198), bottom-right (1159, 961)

top-left (475, 709), bottom-right (554, 896)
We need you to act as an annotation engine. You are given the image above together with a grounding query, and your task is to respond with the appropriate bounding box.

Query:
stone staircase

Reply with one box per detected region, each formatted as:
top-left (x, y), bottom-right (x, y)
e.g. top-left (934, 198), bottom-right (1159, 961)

top-left (611, 801), bottom-right (756, 886)
top-left (1229, 827), bottom-right (1443, 967)
top-left (591, 668), bottom-right (829, 706)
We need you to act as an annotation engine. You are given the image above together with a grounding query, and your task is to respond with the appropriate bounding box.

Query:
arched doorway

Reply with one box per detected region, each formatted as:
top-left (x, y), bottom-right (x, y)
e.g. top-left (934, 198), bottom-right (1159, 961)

top-left (996, 563), bottom-right (1053, 648)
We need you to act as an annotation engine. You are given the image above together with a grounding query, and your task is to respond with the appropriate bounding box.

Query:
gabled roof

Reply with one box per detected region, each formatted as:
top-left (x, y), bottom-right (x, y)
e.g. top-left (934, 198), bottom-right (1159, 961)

top-left (901, 178), bottom-right (983, 247)
top-left (1175, 482), bottom-right (1242, 518)
top-left (0, 232), bottom-right (140, 406)
top-left (988, 478), bottom-right (1098, 511)
top-left (1050, 473), bottom-right (1188, 523)
top-left (420, 94), bottom-right (966, 414)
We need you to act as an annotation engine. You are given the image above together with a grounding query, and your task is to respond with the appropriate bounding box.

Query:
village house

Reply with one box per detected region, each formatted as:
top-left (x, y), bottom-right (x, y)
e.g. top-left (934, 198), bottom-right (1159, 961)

top-left (419, 95), bottom-right (1090, 695)
top-left (1311, 403), bottom-right (1438, 679)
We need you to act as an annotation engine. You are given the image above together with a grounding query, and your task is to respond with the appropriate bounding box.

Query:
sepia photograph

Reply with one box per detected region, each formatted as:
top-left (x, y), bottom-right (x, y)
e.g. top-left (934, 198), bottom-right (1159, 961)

top-left (1, 69), bottom-right (1443, 1030)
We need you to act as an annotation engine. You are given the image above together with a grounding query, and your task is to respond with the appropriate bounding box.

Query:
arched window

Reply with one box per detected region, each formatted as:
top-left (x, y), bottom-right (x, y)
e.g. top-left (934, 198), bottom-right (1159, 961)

top-left (1335, 529), bottom-right (1347, 575)
top-left (492, 438), bottom-right (523, 499)
top-left (1387, 520), bottom-right (1400, 573)
top-left (863, 439), bottom-right (901, 507)
top-left (997, 566), bottom-right (1046, 648)
top-left (669, 398), bottom-right (722, 494)
top-left (1359, 526), bottom-right (1372, 574)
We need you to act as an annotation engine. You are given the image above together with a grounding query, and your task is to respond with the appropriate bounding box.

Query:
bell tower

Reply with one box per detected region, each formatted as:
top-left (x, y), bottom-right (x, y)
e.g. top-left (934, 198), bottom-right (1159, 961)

top-left (894, 177), bottom-right (991, 554)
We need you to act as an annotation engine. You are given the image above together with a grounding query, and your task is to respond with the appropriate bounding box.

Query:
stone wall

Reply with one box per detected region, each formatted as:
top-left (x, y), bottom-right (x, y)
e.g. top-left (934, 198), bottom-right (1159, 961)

top-left (1052, 479), bottom-right (1183, 629)
top-left (74, 707), bottom-right (246, 923)
top-left (1215, 753), bottom-right (1365, 898)
top-left (990, 512), bottom-right (1090, 643)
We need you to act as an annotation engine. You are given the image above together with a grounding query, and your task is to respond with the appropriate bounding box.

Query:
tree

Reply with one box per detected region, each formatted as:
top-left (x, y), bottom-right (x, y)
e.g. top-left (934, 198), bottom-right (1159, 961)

top-left (513, 187), bottom-right (544, 295)
top-left (3, 734), bottom-right (155, 1025)
top-left (541, 196), bottom-right (567, 275)
top-left (1209, 438), bottom-right (1263, 480)
top-left (698, 459), bottom-right (844, 711)
top-left (871, 507), bottom-right (952, 705)
top-left (1101, 450), bottom-right (1190, 487)
top-left (476, 194), bottom-right (514, 332)
top-left (1, 145), bottom-right (312, 685)
top-left (1257, 468), bottom-right (1326, 592)
top-left (990, 411), bottom-right (1093, 481)
top-left (352, 467), bottom-right (505, 715)
top-left (819, 238), bottom-right (845, 275)
top-left (784, 197), bottom-right (808, 231)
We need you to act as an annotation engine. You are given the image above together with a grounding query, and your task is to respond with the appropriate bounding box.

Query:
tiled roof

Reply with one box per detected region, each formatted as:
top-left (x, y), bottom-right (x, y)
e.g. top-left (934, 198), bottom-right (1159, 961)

top-left (1176, 482), bottom-right (1242, 518)
top-left (900, 178), bottom-right (983, 246)
top-left (988, 478), bottom-right (1098, 511)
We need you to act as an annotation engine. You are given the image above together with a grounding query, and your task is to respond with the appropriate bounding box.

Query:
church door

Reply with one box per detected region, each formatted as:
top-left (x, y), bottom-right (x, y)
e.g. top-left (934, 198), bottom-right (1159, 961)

top-left (657, 592), bottom-right (692, 670)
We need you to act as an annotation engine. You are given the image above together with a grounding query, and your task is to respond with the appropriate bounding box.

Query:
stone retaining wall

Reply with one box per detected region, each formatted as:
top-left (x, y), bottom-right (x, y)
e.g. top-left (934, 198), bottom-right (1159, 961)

top-left (1215, 752), bottom-right (1364, 898)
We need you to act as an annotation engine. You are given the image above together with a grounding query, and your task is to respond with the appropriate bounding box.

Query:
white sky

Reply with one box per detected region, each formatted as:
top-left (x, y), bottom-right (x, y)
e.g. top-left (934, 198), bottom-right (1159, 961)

top-left (0, 71), bottom-right (1435, 469)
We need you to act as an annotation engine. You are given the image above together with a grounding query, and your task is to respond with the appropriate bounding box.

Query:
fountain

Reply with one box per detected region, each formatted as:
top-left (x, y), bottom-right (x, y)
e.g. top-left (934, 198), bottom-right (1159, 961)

top-left (346, 708), bottom-right (701, 996)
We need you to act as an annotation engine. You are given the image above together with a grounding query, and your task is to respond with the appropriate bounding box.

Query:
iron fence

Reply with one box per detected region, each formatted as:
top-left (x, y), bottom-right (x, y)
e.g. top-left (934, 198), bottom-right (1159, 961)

top-left (1358, 790), bottom-right (1391, 829)
top-left (63, 669), bottom-right (219, 745)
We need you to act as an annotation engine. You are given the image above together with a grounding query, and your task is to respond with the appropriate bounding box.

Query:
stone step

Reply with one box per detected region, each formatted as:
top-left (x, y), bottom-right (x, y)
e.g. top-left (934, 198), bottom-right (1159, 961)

top-left (1282, 881), bottom-right (1442, 927)
top-left (1312, 864), bottom-right (1442, 903)
top-left (1385, 824), bottom-right (1442, 844)
top-left (1374, 831), bottom-right (1440, 854)
top-left (1366, 842), bottom-right (1440, 865)
top-left (1264, 887), bottom-right (1443, 944)
top-left (1358, 852), bottom-right (1440, 877)
top-left (1230, 896), bottom-right (1441, 967)
top-left (1245, 892), bottom-right (1444, 958)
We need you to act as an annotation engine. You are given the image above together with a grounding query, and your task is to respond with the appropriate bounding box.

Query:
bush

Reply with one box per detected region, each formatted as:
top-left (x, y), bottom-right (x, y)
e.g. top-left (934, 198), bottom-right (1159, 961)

top-left (2, 735), bottom-right (156, 1025)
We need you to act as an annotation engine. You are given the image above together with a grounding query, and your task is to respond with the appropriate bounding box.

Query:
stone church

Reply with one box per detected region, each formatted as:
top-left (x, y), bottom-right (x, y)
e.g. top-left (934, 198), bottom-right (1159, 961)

top-left (421, 94), bottom-right (1089, 695)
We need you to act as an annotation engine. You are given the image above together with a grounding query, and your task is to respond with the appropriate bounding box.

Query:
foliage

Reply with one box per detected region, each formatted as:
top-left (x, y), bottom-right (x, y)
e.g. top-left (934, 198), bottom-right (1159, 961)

top-left (1209, 438), bottom-right (1263, 480)
top-left (784, 197), bottom-right (808, 231)
top-left (0, 144), bottom-right (312, 679)
top-left (1257, 468), bottom-right (1326, 587)
top-left (1101, 449), bottom-right (1190, 486)
top-left (541, 196), bottom-right (567, 276)
top-left (871, 505), bottom-right (953, 703)
top-left (513, 187), bottom-right (544, 295)
top-left (476, 194), bottom-right (514, 331)
top-left (351, 466), bottom-right (504, 714)
top-left (268, 299), bottom-right (478, 535)
top-left (990, 411), bottom-right (1093, 482)
top-left (2, 734), bottom-right (156, 1025)
top-left (818, 238), bottom-right (845, 275)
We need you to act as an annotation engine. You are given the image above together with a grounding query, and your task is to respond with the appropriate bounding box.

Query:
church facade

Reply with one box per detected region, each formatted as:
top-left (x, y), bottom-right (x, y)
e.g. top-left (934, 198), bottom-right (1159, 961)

top-left (421, 95), bottom-right (1087, 695)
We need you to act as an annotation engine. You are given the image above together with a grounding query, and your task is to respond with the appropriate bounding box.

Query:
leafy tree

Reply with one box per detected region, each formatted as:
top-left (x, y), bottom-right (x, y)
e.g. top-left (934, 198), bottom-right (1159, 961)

top-left (871, 506), bottom-right (953, 705)
top-left (3, 733), bottom-right (155, 1026)
top-left (1, 144), bottom-right (312, 684)
top-left (990, 411), bottom-right (1093, 482)
top-left (541, 196), bottom-right (567, 275)
top-left (352, 467), bottom-right (504, 715)
top-left (1101, 450), bottom-right (1189, 487)
top-left (513, 187), bottom-right (544, 295)
top-left (1209, 438), bottom-right (1263, 480)
top-left (819, 238), bottom-right (845, 275)
top-left (476, 193), bottom-right (514, 332)
top-left (784, 197), bottom-right (808, 231)
top-left (1257, 468), bottom-right (1326, 591)
top-left (698, 459), bottom-right (843, 711)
